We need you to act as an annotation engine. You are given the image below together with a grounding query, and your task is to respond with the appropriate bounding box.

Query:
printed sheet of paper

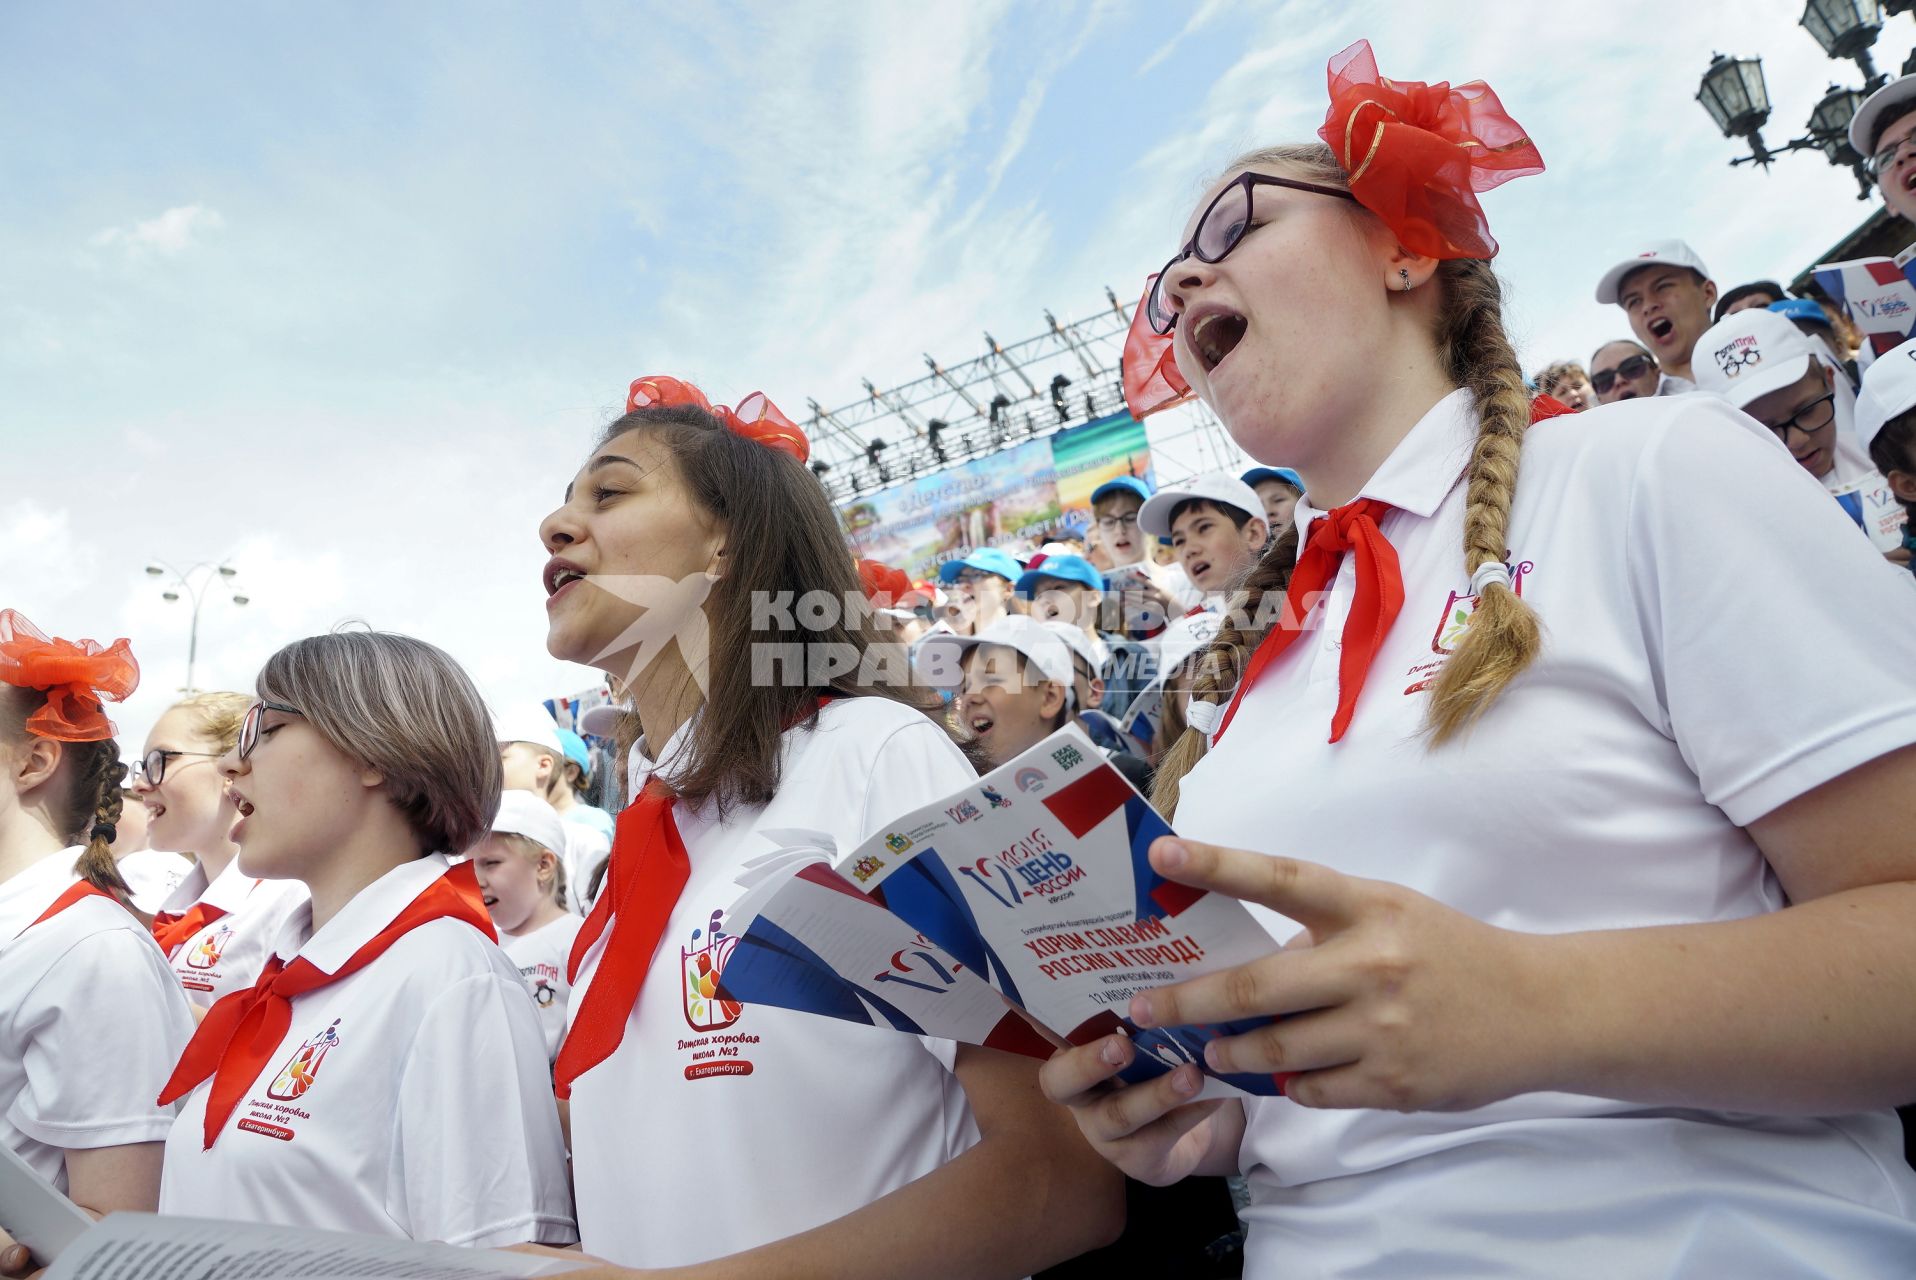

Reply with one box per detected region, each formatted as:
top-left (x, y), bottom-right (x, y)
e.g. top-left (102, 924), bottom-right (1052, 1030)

top-left (45, 1213), bottom-right (590, 1280)
top-left (1813, 256), bottom-right (1916, 362)
top-left (719, 845), bottom-right (1054, 1059)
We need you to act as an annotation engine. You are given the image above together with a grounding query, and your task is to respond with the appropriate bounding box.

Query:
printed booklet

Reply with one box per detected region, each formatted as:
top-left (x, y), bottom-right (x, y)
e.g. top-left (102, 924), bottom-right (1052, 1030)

top-left (717, 726), bottom-right (1287, 1098)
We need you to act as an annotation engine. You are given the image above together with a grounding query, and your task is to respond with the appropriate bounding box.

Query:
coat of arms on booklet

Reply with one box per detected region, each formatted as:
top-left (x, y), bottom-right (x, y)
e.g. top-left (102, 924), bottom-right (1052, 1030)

top-left (717, 726), bottom-right (1287, 1098)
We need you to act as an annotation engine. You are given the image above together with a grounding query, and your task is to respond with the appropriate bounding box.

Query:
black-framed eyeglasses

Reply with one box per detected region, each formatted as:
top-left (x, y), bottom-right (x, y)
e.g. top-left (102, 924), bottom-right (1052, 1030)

top-left (132, 748), bottom-right (224, 786)
top-left (1145, 172), bottom-right (1359, 335)
top-left (1762, 390), bottom-right (1836, 441)
top-left (1868, 133), bottom-right (1916, 179)
top-left (237, 700), bottom-right (304, 762)
top-left (1590, 354), bottom-right (1657, 395)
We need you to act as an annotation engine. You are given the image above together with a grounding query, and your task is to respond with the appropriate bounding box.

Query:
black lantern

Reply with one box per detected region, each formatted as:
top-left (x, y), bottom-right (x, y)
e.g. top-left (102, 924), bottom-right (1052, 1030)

top-left (1698, 53), bottom-right (1773, 141)
top-left (1801, 0), bottom-right (1886, 88)
top-left (1809, 83), bottom-right (1867, 162)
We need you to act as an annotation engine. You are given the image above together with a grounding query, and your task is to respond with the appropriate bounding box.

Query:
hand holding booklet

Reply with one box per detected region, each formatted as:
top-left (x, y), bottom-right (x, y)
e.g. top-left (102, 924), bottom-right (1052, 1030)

top-left (718, 726), bottom-right (1288, 1098)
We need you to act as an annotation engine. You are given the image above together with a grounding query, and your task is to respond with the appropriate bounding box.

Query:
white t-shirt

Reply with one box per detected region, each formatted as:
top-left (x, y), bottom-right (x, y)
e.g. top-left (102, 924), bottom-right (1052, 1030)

top-left (1176, 389), bottom-right (1916, 1276)
top-left (159, 859), bottom-right (310, 1006)
top-left (501, 913), bottom-right (584, 1062)
top-left (159, 855), bottom-right (576, 1249)
top-left (567, 697), bottom-right (985, 1269)
top-left (0, 848), bottom-right (193, 1192)
top-left (558, 821), bottom-right (609, 916)
top-left (116, 848), bottom-right (191, 915)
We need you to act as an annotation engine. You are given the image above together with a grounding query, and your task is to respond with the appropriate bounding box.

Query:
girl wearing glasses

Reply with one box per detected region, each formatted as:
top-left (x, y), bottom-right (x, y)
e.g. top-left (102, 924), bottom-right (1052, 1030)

top-left (0, 612), bottom-right (192, 1276)
top-left (1043, 40), bottom-right (1916, 1275)
top-left (155, 631), bottom-right (575, 1251)
top-left (134, 692), bottom-right (309, 1010)
top-left (523, 376), bottom-right (1121, 1276)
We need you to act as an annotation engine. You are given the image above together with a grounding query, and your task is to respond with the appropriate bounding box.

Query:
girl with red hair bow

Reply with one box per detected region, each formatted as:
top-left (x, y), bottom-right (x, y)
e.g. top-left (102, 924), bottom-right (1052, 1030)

top-left (0, 611), bottom-right (193, 1276)
top-left (525, 379), bottom-right (1122, 1275)
top-left (1049, 40), bottom-right (1916, 1275)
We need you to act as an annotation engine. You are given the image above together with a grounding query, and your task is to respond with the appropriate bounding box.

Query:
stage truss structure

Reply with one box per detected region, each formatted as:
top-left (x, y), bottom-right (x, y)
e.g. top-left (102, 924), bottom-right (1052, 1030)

top-left (802, 289), bottom-right (1247, 505)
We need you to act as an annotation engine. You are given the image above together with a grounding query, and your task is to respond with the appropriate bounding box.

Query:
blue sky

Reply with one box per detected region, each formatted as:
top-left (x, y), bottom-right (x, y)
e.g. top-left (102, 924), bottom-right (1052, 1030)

top-left (5, 0), bottom-right (1908, 753)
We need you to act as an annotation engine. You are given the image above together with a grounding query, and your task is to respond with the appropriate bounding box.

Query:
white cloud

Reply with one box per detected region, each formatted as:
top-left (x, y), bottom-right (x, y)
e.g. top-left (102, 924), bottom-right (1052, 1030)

top-left (88, 204), bottom-right (225, 257)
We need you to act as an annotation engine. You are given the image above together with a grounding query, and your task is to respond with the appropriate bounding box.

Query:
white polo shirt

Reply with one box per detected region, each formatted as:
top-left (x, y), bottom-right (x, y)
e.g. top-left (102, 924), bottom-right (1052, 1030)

top-left (501, 913), bottom-right (584, 1062)
top-left (558, 821), bottom-right (609, 915)
top-left (567, 696), bottom-right (985, 1269)
top-left (1177, 389), bottom-right (1916, 1276)
top-left (159, 855), bottom-right (575, 1249)
top-left (116, 848), bottom-right (191, 915)
top-left (158, 858), bottom-right (310, 1006)
top-left (0, 848), bottom-right (192, 1192)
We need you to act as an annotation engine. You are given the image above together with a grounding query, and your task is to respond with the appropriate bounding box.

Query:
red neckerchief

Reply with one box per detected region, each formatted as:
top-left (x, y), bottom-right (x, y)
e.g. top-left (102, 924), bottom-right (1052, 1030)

top-left (1214, 499), bottom-right (1403, 745)
top-left (152, 900), bottom-right (230, 955)
top-left (553, 694), bottom-right (833, 1098)
top-left (552, 779), bottom-right (686, 1100)
top-left (158, 861), bottom-right (495, 1149)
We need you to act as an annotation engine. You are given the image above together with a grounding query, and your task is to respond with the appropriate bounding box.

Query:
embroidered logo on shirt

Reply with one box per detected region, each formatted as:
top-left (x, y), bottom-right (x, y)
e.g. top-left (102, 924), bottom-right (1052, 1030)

top-left (1405, 560), bottom-right (1534, 694)
top-left (184, 922), bottom-right (235, 970)
top-left (682, 911), bottom-right (743, 1033)
top-left (266, 1019), bottom-right (341, 1101)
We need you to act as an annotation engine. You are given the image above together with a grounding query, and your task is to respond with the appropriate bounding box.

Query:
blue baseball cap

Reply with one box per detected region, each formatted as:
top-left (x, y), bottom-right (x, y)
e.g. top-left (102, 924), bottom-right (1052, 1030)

top-left (936, 546), bottom-right (1025, 584)
top-left (554, 727), bottom-right (592, 772)
top-left (1768, 297), bottom-right (1830, 325)
top-left (1090, 476), bottom-right (1151, 506)
top-left (1241, 466), bottom-right (1303, 491)
top-left (1015, 554), bottom-right (1104, 597)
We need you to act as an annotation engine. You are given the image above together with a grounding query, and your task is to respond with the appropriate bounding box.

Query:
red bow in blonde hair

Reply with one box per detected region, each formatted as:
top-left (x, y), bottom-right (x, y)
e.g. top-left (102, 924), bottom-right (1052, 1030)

top-left (1318, 39), bottom-right (1543, 262)
top-left (1122, 273), bottom-right (1194, 420)
top-left (0, 609), bottom-right (140, 743)
top-left (626, 375), bottom-right (811, 464)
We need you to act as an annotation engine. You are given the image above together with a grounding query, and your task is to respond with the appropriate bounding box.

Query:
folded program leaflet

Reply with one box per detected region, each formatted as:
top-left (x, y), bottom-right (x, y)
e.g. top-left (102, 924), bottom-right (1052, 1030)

top-left (719, 727), bottom-right (1287, 1098)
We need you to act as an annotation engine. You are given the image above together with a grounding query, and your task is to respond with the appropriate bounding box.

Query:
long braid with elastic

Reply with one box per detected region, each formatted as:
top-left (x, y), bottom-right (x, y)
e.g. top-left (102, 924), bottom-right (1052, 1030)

top-left (69, 739), bottom-right (131, 896)
top-left (1424, 257), bottom-right (1542, 744)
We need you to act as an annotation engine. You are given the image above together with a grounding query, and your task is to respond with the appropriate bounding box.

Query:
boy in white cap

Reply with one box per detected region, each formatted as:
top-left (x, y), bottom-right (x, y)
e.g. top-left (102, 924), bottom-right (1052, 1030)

top-left (1850, 73), bottom-right (1916, 224)
top-left (1857, 336), bottom-right (1916, 574)
top-left (1693, 308), bottom-right (1907, 559)
top-left (1595, 240), bottom-right (1717, 385)
top-left (1137, 471), bottom-right (1270, 610)
top-left (496, 705), bottom-right (606, 913)
top-left (472, 791), bottom-right (583, 1062)
top-left (915, 615), bottom-right (1076, 770)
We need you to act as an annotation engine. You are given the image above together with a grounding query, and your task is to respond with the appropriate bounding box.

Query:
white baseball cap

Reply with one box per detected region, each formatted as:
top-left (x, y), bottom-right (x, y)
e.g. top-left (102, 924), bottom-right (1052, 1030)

top-left (1594, 240), bottom-right (1713, 306)
top-left (1040, 619), bottom-right (1109, 677)
top-left (575, 703), bottom-right (629, 739)
top-left (489, 789), bottom-right (568, 857)
top-left (494, 704), bottom-right (564, 758)
top-left (913, 614), bottom-right (1075, 693)
top-left (1137, 472), bottom-right (1263, 538)
top-left (1857, 336), bottom-right (1916, 453)
top-left (1850, 73), bottom-right (1916, 158)
top-left (1690, 309), bottom-right (1831, 409)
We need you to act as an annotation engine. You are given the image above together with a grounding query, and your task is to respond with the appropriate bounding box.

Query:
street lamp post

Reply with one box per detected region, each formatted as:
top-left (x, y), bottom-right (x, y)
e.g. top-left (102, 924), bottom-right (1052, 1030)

top-left (144, 560), bottom-right (249, 693)
top-left (1699, 6), bottom-right (1911, 200)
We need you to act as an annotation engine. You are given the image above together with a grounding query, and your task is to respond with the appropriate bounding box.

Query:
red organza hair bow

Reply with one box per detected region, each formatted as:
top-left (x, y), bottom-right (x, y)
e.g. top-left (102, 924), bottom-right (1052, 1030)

top-left (0, 609), bottom-right (140, 743)
top-left (856, 559), bottom-right (914, 609)
top-left (1122, 273), bottom-right (1194, 420)
top-left (627, 375), bottom-right (811, 464)
top-left (1318, 39), bottom-right (1543, 261)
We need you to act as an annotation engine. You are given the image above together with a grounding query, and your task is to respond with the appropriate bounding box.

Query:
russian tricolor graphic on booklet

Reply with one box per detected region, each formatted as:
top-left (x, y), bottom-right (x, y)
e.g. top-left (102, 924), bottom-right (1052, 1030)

top-left (718, 726), bottom-right (1289, 1098)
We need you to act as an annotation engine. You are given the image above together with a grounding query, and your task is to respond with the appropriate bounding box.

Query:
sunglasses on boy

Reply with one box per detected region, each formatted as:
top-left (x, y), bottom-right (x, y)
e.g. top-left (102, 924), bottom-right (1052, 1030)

top-left (1589, 354), bottom-right (1657, 395)
top-left (1146, 171), bottom-right (1358, 335)
top-left (237, 700), bottom-right (305, 762)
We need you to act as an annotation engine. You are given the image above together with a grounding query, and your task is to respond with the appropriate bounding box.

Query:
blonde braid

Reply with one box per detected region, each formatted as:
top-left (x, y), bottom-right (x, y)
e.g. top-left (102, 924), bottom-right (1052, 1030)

top-left (1424, 258), bottom-right (1542, 744)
